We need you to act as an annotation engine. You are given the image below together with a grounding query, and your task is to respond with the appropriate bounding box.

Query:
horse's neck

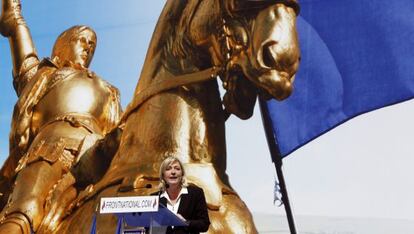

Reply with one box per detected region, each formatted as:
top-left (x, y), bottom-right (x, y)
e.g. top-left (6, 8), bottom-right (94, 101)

top-left (112, 0), bottom-right (227, 175)
top-left (113, 59), bottom-right (227, 176)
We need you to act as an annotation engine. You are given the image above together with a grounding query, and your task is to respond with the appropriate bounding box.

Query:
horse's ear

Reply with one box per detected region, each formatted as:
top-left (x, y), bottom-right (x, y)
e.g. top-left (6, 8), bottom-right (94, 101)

top-left (222, 75), bottom-right (257, 120)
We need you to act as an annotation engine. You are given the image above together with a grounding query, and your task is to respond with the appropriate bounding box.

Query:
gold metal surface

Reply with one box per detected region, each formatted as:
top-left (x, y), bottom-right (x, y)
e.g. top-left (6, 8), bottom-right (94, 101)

top-left (0, 0), bottom-right (300, 233)
top-left (56, 0), bottom-right (300, 233)
top-left (0, 0), bottom-right (122, 233)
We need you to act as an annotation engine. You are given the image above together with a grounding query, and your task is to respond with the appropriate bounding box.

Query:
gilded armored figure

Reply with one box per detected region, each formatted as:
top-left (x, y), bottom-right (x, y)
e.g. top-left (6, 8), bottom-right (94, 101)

top-left (0, 0), bottom-right (121, 232)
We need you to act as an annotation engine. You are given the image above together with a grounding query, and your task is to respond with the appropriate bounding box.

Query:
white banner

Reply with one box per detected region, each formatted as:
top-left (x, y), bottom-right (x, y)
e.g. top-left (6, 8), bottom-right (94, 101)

top-left (100, 196), bottom-right (159, 214)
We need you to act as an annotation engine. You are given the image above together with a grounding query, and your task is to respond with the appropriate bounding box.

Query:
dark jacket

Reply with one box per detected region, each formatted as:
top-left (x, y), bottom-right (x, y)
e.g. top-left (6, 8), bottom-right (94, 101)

top-left (153, 185), bottom-right (210, 234)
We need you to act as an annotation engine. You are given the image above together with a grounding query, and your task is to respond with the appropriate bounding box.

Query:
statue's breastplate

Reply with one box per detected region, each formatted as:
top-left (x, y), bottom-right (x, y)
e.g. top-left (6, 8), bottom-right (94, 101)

top-left (31, 68), bottom-right (111, 135)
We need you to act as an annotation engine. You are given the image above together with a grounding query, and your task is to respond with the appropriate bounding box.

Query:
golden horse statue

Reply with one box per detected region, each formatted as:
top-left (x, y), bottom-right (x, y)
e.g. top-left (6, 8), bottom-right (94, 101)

top-left (56, 0), bottom-right (300, 233)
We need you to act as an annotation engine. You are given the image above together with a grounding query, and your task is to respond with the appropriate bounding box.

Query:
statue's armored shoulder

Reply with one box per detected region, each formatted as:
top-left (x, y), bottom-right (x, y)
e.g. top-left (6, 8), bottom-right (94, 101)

top-left (94, 73), bottom-right (121, 98)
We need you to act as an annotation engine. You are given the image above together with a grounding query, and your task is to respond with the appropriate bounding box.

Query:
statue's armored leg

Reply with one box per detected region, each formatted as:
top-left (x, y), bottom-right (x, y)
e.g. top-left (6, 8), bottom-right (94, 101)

top-left (0, 213), bottom-right (30, 234)
top-left (37, 172), bottom-right (77, 233)
top-left (0, 161), bottom-right (64, 233)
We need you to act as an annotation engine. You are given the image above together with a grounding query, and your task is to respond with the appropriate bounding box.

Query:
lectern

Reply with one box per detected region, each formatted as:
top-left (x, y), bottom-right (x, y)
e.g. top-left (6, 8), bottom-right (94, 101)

top-left (91, 195), bottom-right (187, 234)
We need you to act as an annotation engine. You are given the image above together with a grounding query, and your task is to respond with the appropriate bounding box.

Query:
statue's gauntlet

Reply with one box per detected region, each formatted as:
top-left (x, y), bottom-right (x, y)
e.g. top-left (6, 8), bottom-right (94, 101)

top-left (0, 0), bottom-right (26, 37)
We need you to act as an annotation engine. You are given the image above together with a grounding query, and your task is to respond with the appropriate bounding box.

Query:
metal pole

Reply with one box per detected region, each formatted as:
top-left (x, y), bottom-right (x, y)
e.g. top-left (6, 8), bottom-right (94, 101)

top-left (258, 98), bottom-right (297, 234)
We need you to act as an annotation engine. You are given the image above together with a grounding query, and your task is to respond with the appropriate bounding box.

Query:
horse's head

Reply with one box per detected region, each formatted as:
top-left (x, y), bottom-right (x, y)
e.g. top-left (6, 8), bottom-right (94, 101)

top-left (185, 0), bottom-right (300, 118)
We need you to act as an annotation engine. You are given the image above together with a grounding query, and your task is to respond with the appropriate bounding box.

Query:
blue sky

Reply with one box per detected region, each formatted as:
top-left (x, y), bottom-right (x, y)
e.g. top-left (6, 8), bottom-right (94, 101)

top-left (1, 0), bottom-right (414, 225)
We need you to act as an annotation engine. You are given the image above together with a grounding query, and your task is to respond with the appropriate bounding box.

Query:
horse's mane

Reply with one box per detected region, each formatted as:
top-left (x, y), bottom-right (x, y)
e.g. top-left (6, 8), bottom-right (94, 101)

top-left (169, 0), bottom-right (202, 58)
top-left (136, 0), bottom-right (220, 89)
top-left (164, 0), bottom-right (221, 59)
top-left (140, 0), bottom-right (204, 65)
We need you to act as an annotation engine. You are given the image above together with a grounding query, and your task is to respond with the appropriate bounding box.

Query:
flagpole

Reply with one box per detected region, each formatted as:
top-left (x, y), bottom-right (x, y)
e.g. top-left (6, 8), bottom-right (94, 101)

top-left (258, 98), bottom-right (297, 234)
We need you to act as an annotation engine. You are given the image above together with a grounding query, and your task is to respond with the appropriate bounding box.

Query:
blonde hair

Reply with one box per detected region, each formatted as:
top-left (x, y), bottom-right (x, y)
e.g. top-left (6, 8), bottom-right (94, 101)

top-left (51, 25), bottom-right (96, 66)
top-left (159, 156), bottom-right (188, 191)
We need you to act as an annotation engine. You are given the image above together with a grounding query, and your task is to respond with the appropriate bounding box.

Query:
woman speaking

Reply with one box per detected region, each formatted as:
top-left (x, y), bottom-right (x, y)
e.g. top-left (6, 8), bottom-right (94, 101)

top-left (155, 156), bottom-right (210, 234)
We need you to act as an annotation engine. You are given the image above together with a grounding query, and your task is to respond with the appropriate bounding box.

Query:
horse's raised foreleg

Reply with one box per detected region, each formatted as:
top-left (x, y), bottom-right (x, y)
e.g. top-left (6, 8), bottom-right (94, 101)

top-left (207, 193), bottom-right (258, 234)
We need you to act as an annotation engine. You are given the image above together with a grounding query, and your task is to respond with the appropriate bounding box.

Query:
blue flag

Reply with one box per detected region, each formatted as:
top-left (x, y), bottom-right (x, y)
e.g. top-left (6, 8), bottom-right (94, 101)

top-left (266, 0), bottom-right (414, 157)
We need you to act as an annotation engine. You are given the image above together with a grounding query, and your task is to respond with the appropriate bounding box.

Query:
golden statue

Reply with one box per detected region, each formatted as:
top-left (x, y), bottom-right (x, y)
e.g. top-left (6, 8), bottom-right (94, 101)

top-left (55, 0), bottom-right (301, 233)
top-left (0, 0), bottom-right (122, 233)
top-left (0, 0), bottom-right (300, 233)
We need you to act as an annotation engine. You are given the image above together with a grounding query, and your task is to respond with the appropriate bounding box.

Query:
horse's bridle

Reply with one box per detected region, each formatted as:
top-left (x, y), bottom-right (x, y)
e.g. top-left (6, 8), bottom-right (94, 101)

top-left (120, 0), bottom-right (300, 123)
top-left (218, 0), bottom-right (300, 91)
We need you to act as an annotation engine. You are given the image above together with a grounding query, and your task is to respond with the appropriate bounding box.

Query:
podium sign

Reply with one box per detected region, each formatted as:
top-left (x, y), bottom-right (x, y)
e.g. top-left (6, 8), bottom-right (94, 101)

top-left (100, 196), bottom-right (159, 214)
top-left (92, 196), bottom-right (187, 233)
